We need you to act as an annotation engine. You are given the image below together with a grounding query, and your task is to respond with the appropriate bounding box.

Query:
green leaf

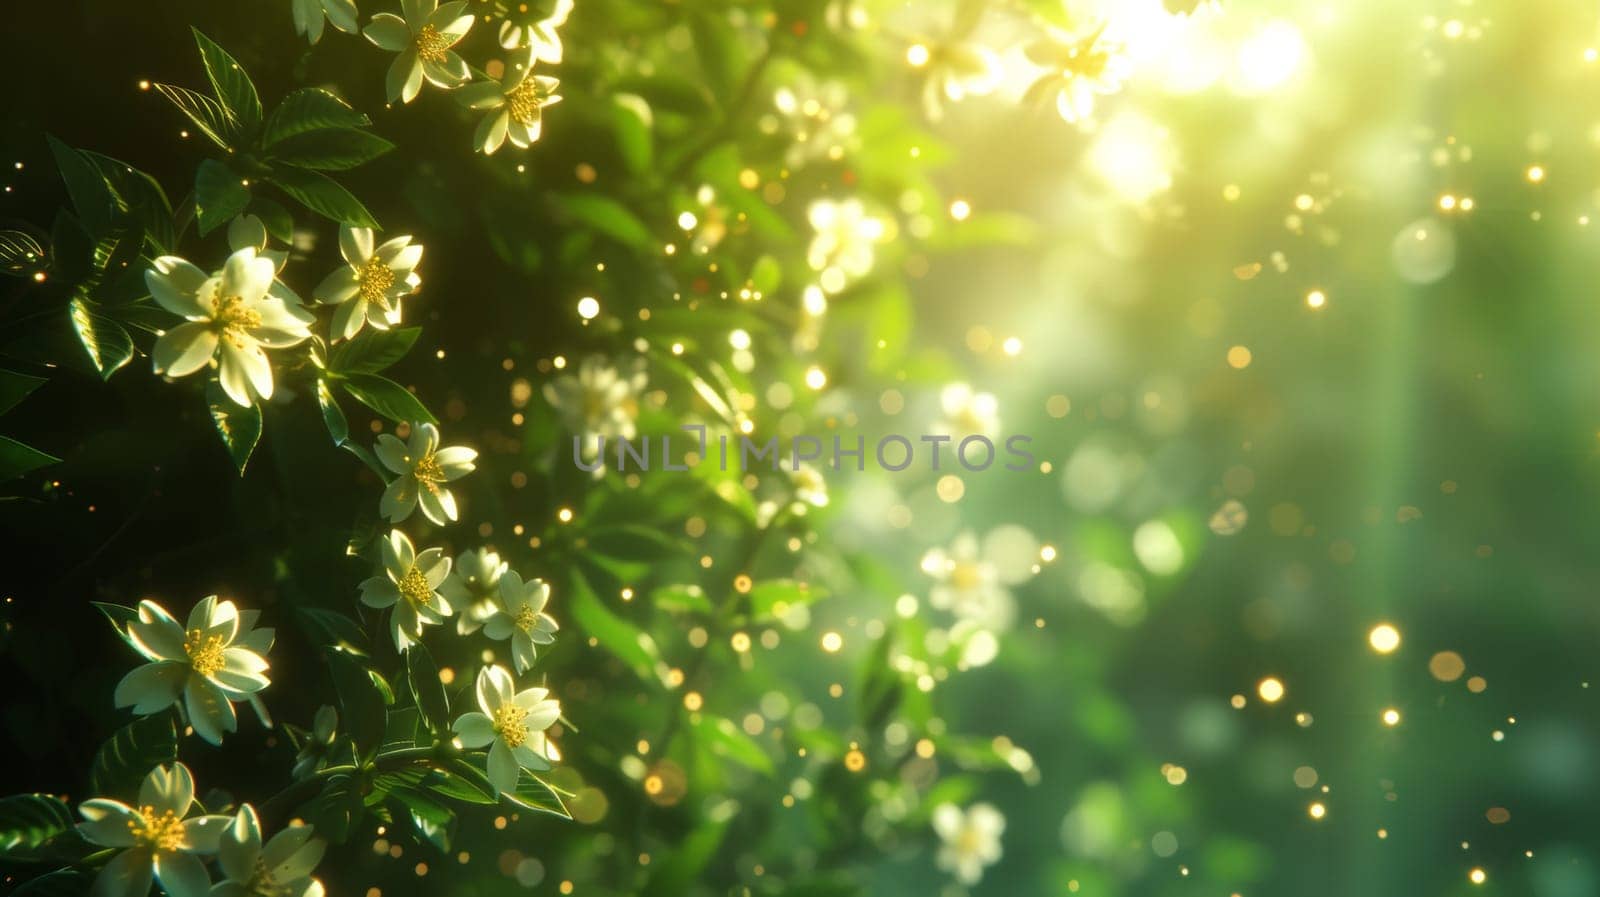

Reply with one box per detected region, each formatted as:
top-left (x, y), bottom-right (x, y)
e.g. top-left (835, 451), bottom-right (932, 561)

top-left (569, 570), bottom-right (660, 683)
top-left (0, 370), bottom-right (46, 416)
top-left (194, 160), bottom-right (251, 236)
top-left (586, 525), bottom-right (681, 561)
top-left (269, 166), bottom-right (378, 228)
top-left (694, 714), bottom-right (773, 775)
top-left (192, 29), bottom-right (262, 137)
top-left (652, 584), bottom-right (713, 615)
top-left (0, 436), bottom-right (58, 481)
top-left (49, 212), bottom-right (93, 283)
top-left (688, 9), bottom-right (744, 99)
top-left (639, 816), bottom-right (728, 897)
top-left (0, 795), bottom-right (74, 855)
top-left (153, 83), bottom-right (237, 149)
top-left (610, 94), bottom-right (654, 177)
top-left (316, 379), bottom-right (350, 446)
top-left (264, 88), bottom-right (370, 147)
top-left (553, 193), bottom-right (653, 249)
top-left (434, 760), bottom-right (499, 805)
top-left (404, 642), bottom-right (449, 734)
top-left (89, 715), bottom-right (178, 801)
top-left (206, 380), bottom-right (262, 475)
top-left (294, 607), bottom-right (368, 655)
top-left (306, 773), bottom-right (363, 844)
top-left (84, 152), bottom-right (177, 251)
top-left (746, 579), bottom-right (824, 622)
top-left (339, 372), bottom-right (436, 425)
top-left (92, 601), bottom-right (139, 648)
top-left (0, 229), bottom-right (48, 277)
top-left (68, 297), bottom-right (134, 379)
top-left (502, 771), bottom-right (570, 818)
top-left (268, 128), bottom-right (395, 171)
top-left (329, 327), bottom-right (420, 374)
top-left (326, 649), bottom-right (386, 759)
top-left (9, 869), bottom-right (91, 897)
top-left (248, 196), bottom-right (295, 244)
top-left (46, 136), bottom-right (114, 237)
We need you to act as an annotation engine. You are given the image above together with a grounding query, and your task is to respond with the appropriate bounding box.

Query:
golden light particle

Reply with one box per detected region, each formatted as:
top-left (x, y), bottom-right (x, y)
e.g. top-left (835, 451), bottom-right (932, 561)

top-left (1382, 708), bottom-right (1402, 726)
top-left (1439, 194), bottom-right (1458, 211)
top-left (1306, 289), bottom-right (1326, 309)
top-left (1227, 345), bottom-right (1253, 369)
top-left (1258, 677), bottom-right (1285, 703)
top-left (1308, 802), bottom-right (1326, 820)
top-left (1469, 868), bottom-right (1486, 885)
top-left (576, 296), bottom-right (600, 319)
top-left (935, 475), bottom-right (965, 503)
top-left (643, 775), bottom-right (663, 795)
top-left (1526, 165), bottom-right (1545, 184)
top-left (1002, 336), bottom-right (1023, 356)
top-left (1040, 545), bottom-right (1057, 562)
top-left (843, 749), bottom-right (866, 771)
top-left (1377, 829), bottom-right (1387, 839)
top-left (556, 507), bottom-right (573, 523)
top-left (1486, 807), bottom-right (1510, 824)
top-left (906, 43), bottom-right (930, 66)
top-left (915, 738), bottom-right (935, 758)
top-left (560, 881), bottom-right (574, 895)
top-left (1467, 676), bottom-right (1487, 693)
top-left (733, 574), bottom-right (753, 593)
top-left (949, 199), bottom-right (971, 221)
top-left (820, 631), bottom-right (843, 653)
top-left (804, 366), bottom-right (827, 390)
top-left (683, 691), bottom-right (703, 711)
top-left (1368, 623), bottom-right (1402, 654)
top-left (1046, 394), bottom-right (1071, 417)
top-left (414, 863), bottom-right (428, 876)
top-left (1293, 766), bottom-right (1318, 788)
top-left (1230, 694), bottom-right (1247, 709)
top-left (1429, 651), bottom-right (1465, 682)
top-left (731, 632), bottom-right (751, 652)
top-left (1163, 765), bottom-right (1188, 785)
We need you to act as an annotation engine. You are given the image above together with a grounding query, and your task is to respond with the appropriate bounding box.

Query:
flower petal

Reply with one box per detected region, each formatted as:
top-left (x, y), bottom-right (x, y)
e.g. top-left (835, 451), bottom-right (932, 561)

top-left (452, 711), bottom-right (495, 748)
top-left (92, 847), bottom-right (154, 897)
top-left (115, 662), bottom-right (188, 714)
top-left (487, 739), bottom-right (518, 794)
top-left (364, 14), bottom-right (411, 52)
top-left (153, 849), bottom-right (210, 897)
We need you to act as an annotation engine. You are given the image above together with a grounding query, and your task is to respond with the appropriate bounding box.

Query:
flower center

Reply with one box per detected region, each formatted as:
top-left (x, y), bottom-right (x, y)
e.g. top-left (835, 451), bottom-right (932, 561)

top-left (950, 562), bottom-right (983, 591)
top-left (127, 805), bottom-right (186, 852)
top-left (492, 703), bottom-right (530, 748)
top-left (504, 78), bottom-right (547, 127)
top-left (356, 257), bottom-right (396, 311)
top-left (247, 856), bottom-right (292, 897)
top-left (513, 603), bottom-right (538, 634)
top-left (1065, 45), bottom-right (1110, 80)
top-left (184, 628), bottom-right (227, 677)
top-left (415, 24), bottom-right (452, 64)
top-left (210, 291), bottom-right (261, 346)
top-left (411, 452), bottom-right (445, 494)
top-left (398, 565), bottom-right (434, 607)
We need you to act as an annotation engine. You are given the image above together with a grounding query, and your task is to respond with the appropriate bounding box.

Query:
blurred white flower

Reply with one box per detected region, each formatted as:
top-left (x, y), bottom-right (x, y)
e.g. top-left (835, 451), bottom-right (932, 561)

top-left (211, 804), bottom-right (325, 897)
top-left (456, 49), bottom-right (562, 154)
top-left (790, 462), bottom-right (829, 509)
top-left (937, 382), bottom-right (1000, 439)
top-left (364, 0), bottom-right (473, 104)
top-left (1023, 23), bottom-right (1130, 124)
top-left (543, 356), bottom-right (647, 463)
top-left (806, 198), bottom-right (885, 294)
top-left (907, 0), bottom-right (1002, 120)
top-left (441, 548), bottom-right (509, 635)
top-left (374, 422), bottom-right (476, 525)
top-left (114, 597), bottom-right (273, 745)
top-left (770, 74), bottom-right (859, 169)
top-left (146, 247), bottom-right (315, 407)
top-left (359, 529), bottom-right (454, 651)
top-left (313, 225), bottom-right (422, 340)
top-left (78, 763), bottom-right (230, 897)
top-left (922, 527), bottom-right (1038, 633)
top-left (452, 665), bottom-right (561, 794)
top-left (497, 0), bottom-right (572, 63)
top-left (932, 802), bottom-right (1005, 885)
top-left (292, 0), bottom-right (358, 44)
top-left (482, 570), bottom-right (558, 674)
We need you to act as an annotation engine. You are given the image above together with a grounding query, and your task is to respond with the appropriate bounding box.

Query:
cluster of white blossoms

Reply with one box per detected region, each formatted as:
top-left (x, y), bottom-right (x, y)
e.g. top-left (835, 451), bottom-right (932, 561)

top-left (452, 665), bottom-right (561, 794)
top-left (1022, 23), bottom-right (1131, 124)
top-left (354, 0), bottom-right (565, 153)
top-left (921, 525), bottom-right (1040, 668)
top-left (145, 217), bottom-right (427, 407)
top-left (360, 528), bottom-right (455, 651)
top-left (543, 355), bottom-right (649, 466)
top-left (805, 198), bottom-right (885, 295)
top-left (114, 597), bottom-right (273, 745)
top-left (79, 763), bottom-right (325, 897)
top-left (931, 802), bottom-right (1005, 885)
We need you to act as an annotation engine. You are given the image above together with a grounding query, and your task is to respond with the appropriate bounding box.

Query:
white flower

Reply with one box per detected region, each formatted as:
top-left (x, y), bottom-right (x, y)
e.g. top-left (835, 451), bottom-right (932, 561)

top-left (456, 51), bottom-right (562, 155)
top-left (937, 382), bottom-right (1000, 440)
top-left (790, 462), bottom-right (829, 509)
top-left (543, 356), bottom-right (647, 463)
top-left (440, 548), bottom-right (509, 635)
top-left (78, 763), bottom-right (230, 897)
top-left (481, 571), bottom-right (557, 674)
top-left (313, 226), bottom-right (422, 340)
top-left (497, 0), bottom-right (572, 63)
top-left (931, 802), bottom-right (1004, 885)
top-left (292, 0), bottom-right (358, 44)
top-left (806, 198), bottom-right (885, 294)
top-left (292, 706), bottom-right (338, 779)
top-left (921, 529), bottom-right (1037, 634)
top-left (374, 422), bottom-right (476, 525)
top-left (227, 214), bottom-right (306, 307)
top-left (771, 75), bottom-right (859, 169)
top-left (1023, 24), bottom-right (1130, 124)
top-left (451, 665), bottom-right (560, 794)
top-left (359, 530), bottom-right (454, 651)
top-left (212, 805), bottom-right (325, 897)
top-left (916, 42), bottom-right (1002, 120)
top-left (363, 0), bottom-right (473, 104)
top-left (114, 597), bottom-right (273, 746)
top-left (147, 247), bottom-right (315, 407)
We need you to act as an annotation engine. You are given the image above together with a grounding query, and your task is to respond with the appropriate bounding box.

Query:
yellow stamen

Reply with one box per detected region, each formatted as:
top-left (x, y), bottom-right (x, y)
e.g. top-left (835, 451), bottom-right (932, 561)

top-left (415, 24), bottom-right (452, 64)
top-left (247, 856), bottom-right (292, 897)
top-left (513, 603), bottom-right (538, 634)
top-left (356, 256), bottom-right (396, 312)
top-left (184, 629), bottom-right (227, 677)
top-left (398, 565), bottom-right (433, 607)
top-left (127, 805), bottom-right (186, 852)
top-left (950, 562), bottom-right (983, 591)
top-left (492, 703), bottom-right (530, 748)
top-left (411, 452), bottom-right (445, 495)
top-left (210, 289), bottom-right (261, 348)
top-left (504, 78), bottom-right (548, 128)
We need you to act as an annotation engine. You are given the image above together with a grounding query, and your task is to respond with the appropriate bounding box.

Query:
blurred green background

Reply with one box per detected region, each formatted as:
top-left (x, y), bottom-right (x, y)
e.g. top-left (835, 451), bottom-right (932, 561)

top-left (3, 0), bottom-right (1599, 895)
